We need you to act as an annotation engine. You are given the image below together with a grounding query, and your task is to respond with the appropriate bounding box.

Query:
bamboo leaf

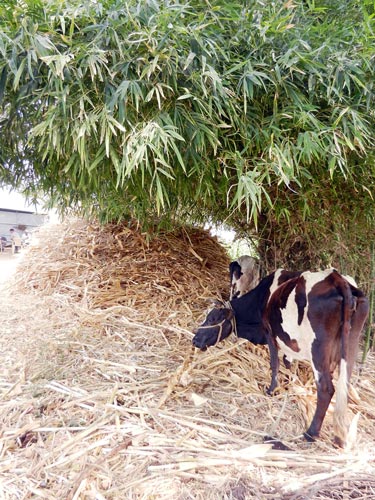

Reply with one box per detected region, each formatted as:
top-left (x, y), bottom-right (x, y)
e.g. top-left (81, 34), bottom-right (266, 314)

top-left (13, 58), bottom-right (26, 90)
top-left (0, 66), bottom-right (7, 103)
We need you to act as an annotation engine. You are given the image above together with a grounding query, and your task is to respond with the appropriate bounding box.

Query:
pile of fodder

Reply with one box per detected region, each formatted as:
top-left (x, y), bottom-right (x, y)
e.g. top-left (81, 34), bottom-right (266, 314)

top-left (14, 218), bottom-right (230, 327)
top-left (1, 219), bottom-right (374, 499)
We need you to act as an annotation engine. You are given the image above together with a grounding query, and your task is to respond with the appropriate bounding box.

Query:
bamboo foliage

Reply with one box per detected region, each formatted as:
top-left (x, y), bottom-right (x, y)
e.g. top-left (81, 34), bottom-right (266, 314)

top-left (0, 0), bottom-right (375, 231)
top-left (363, 242), bottom-right (375, 360)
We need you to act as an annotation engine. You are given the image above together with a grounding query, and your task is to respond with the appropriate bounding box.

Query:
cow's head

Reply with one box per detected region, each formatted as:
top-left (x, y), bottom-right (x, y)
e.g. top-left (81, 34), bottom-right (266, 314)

top-left (192, 301), bottom-right (235, 350)
top-left (229, 256), bottom-right (260, 299)
top-left (229, 261), bottom-right (243, 299)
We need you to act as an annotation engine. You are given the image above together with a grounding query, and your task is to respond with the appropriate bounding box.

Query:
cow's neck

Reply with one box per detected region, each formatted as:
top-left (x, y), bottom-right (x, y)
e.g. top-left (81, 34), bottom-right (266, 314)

top-left (235, 320), bottom-right (268, 345)
top-left (230, 274), bottom-right (275, 345)
top-left (231, 272), bottom-right (275, 323)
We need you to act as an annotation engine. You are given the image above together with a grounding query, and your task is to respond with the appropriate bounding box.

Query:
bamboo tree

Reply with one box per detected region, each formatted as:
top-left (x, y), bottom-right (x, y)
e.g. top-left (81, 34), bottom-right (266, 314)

top-left (363, 242), bottom-right (375, 361)
top-left (0, 0), bottom-right (375, 284)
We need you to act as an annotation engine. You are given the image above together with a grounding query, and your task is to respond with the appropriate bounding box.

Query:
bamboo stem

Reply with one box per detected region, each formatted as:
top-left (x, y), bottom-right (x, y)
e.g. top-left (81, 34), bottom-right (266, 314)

top-left (362, 241), bottom-right (375, 362)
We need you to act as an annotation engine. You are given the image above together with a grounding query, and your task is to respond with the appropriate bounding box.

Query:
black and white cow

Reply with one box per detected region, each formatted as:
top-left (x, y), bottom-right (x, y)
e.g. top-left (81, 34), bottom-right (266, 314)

top-left (229, 255), bottom-right (261, 299)
top-left (192, 269), bottom-right (369, 446)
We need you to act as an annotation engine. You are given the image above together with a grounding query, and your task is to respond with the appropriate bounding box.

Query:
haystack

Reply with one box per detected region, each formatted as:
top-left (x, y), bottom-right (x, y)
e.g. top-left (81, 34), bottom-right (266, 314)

top-left (0, 218), bottom-right (374, 500)
top-left (14, 218), bottom-right (230, 322)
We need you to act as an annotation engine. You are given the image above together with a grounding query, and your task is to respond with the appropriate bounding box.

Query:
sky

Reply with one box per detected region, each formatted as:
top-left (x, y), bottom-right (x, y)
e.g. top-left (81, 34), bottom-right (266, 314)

top-left (0, 187), bottom-right (43, 212)
top-left (0, 188), bottom-right (60, 225)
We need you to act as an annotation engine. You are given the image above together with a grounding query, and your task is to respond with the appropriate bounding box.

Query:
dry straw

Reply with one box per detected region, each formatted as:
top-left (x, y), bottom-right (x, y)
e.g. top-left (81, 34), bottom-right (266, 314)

top-left (0, 218), bottom-right (374, 499)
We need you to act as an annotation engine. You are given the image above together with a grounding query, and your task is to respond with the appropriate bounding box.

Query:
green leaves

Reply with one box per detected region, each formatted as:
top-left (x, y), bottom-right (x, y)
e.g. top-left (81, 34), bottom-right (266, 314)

top-left (0, 67), bottom-right (7, 103)
top-left (229, 154), bottom-right (272, 229)
top-left (0, 0), bottom-right (375, 236)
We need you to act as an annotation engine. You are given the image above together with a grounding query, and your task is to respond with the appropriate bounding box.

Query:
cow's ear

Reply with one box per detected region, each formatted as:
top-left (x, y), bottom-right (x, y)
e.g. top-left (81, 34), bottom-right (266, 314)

top-left (214, 300), bottom-right (225, 308)
top-left (207, 298), bottom-right (225, 308)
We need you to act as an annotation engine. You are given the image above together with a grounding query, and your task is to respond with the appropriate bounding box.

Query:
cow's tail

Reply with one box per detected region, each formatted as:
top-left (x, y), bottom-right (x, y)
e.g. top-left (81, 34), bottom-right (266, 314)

top-left (333, 275), bottom-right (352, 447)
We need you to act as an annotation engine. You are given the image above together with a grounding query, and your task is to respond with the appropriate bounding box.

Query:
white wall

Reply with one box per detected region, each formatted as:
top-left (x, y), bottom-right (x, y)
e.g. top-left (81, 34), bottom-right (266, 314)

top-left (0, 210), bottom-right (48, 237)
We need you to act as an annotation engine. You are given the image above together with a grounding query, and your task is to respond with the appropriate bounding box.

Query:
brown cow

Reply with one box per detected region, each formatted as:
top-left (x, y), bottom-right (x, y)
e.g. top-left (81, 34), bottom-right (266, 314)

top-left (193, 269), bottom-right (369, 446)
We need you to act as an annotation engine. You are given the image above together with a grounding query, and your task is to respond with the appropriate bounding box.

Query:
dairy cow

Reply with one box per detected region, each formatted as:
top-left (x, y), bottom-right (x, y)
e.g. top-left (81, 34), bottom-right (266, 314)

top-left (192, 269), bottom-right (369, 446)
top-left (229, 255), bottom-right (261, 299)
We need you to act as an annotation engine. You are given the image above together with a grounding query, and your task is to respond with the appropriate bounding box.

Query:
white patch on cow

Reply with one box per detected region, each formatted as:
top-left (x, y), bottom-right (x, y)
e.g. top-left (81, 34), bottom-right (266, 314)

top-left (335, 358), bottom-right (348, 413)
top-left (277, 298), bottom-right (314, 364)
top-left (334, 358), bottom-right (349, 444)
top-left (276, 269), bottom-right (335, 364)
top-left (312, 367), bottom-right (321, 384)
top-left (231, 256), bottom-right (260, 298)
top-left (237, 255), bottom-right (258, 273)
top-left (343, 274), bottom-right (357, 287)
top-left (268, 269), bottom-right (285, 302)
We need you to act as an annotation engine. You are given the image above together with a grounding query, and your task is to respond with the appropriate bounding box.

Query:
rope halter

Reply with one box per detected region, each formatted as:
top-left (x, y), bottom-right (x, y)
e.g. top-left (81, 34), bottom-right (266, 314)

top-left (198, 301), bottom-right (237, 346)
top-left (223, 300), bottom-right (238, 341)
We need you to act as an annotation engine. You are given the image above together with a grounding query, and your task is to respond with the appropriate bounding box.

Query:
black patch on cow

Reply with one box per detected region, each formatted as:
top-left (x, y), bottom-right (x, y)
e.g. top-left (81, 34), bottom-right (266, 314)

top-left (267, 277), bottom-right (301, 353)
top-left (295, 276), bottom-right (307, 325)
top-left (226, 272), bottom-right (283, 344)
top-left (277, 270), bottom-right (303, 288)
top-left (277, 277), bottom-right (300, 310)
top-left (229, 261), bottom-right (242, 281)
top-left (192, 307), bottom-right (234, 349)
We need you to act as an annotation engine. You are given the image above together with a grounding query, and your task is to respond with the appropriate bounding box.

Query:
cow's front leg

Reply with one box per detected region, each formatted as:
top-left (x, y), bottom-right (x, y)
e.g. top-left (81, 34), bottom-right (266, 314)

top-left (266, 332), bottom-right (279, 395)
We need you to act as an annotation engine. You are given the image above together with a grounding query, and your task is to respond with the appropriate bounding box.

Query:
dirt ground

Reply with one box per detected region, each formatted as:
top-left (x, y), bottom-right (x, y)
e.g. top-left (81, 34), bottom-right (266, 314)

top-left (0, 248), bottom-right (23, 286)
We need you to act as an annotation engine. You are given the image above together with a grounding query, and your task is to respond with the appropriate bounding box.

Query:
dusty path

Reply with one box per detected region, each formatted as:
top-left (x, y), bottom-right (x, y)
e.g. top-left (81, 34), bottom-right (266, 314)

top-left (0, 249), bottom-right (23, 286)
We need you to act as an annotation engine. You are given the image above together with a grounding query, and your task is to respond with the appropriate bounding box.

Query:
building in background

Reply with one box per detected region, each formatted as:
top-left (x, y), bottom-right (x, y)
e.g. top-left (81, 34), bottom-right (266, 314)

top-left (0, 208), bottom-right (48, 244)
top-left (0, 189), bottom-right (50, 247)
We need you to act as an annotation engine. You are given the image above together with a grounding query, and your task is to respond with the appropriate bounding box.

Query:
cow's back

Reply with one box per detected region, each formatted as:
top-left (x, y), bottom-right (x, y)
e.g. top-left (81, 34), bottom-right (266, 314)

top-left (262, 268), bottom-right (368, 445)
top-left (265, 270), bottom-right (348, 366)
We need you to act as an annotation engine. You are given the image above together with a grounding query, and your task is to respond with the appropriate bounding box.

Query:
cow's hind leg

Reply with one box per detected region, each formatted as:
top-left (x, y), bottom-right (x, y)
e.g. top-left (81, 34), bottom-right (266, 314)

top-left (304, 370), bottom-right (334, 441)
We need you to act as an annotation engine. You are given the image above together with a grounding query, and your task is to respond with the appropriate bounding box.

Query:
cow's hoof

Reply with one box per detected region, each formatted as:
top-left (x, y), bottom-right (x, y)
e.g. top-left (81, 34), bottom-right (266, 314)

top-left (333, 436), bottom-right (346, 448)
top-left (264, 435), bottom-right (292, 451)
top-left (303, 431), bottom-right (316, 442)
top-left (266, 383), bottom-right (277, 396)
